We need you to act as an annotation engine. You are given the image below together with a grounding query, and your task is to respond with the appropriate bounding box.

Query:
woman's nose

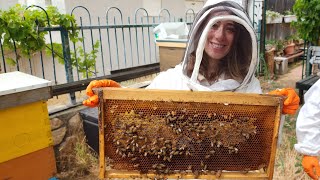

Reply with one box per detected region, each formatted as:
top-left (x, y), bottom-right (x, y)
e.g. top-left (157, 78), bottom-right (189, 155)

top-left (215, 26), bottom-right (225, 40)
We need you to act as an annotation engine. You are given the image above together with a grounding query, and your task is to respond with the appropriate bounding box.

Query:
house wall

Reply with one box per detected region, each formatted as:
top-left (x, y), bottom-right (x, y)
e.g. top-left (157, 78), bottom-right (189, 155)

top-left (64, 0), bottom-right (198, 23)
top-left (0, 0), bottom-right (19, 10)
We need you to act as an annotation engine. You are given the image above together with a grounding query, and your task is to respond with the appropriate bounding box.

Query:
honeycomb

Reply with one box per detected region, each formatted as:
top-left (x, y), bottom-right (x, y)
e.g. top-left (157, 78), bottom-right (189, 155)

top-left (102, 98), bottom-right (278, 176)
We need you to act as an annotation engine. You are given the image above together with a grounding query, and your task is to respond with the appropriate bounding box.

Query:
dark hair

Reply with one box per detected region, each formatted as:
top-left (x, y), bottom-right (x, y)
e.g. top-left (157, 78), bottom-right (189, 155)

top-left (186, 8), bottom-right (252, 83)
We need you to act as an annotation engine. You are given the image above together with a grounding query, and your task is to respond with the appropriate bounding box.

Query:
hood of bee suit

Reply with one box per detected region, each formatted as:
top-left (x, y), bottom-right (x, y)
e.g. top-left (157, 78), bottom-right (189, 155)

top-left (181, 0), bottom-right (258, 91)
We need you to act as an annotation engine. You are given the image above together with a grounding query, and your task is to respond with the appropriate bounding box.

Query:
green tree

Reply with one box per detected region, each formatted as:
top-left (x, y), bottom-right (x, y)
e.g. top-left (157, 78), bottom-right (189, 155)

top-left (293, 0), bottom-right (320, 44)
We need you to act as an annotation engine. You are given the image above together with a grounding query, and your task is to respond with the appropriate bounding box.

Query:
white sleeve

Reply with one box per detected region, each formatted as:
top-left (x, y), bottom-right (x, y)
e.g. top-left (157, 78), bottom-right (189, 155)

top-left (294, 80), bottom-right (320, 156)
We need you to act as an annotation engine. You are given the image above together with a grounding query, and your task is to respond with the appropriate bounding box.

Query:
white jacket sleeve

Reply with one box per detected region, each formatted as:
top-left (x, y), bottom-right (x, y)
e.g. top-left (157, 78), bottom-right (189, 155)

top-left (294, 79), bottom-right (320, 156)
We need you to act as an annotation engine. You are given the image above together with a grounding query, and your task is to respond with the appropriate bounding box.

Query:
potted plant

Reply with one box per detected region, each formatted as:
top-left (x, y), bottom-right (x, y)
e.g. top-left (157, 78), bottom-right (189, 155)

top-left (283, 10), bottom-right (297, 23)
top-left (283, 36), bottom-right (296, 55)
top-left (273, 40), bottom-right (285, 56)
top-left (266, 10), bottom-right (283, 24)
top-left (284, 41), bottom-right (295, 55)
top-left (288, 34), bottom-right (304, 51)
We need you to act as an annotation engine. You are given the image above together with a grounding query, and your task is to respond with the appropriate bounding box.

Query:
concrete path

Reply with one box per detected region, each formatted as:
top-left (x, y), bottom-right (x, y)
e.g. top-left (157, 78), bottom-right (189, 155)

top-left (276, 62), bottom-right (303, 88)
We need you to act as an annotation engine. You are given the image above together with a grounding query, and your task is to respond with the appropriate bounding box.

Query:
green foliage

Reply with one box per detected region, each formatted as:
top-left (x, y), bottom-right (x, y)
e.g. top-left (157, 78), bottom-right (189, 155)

top-left (266, 39), bottom-right (285, 56)
top-left (293, 0), bottom-right (320, 44)
top-left (266, 10), bottom-right (282, 20)
top-left (46, 41), bottom-right (100, 78)
top-left (0, 4), bottom-right (78, 57)
top-left (45, 6), bottom-right (80, 42)
top-left (259, 53), bottom-right (270, 80)
top-left (5, 57), bottom-right (16, 66)
top-left (284, 10), bottom-right (294, 16)
top-left (71, 41), bottom-right (100, 78)
top-left (294, 155), bottom-right (303, 174)
top-left (45, 43), bottom-right (64, 65)
top-left (285, 34), bottom-right (300, 42)
top-left (0, 4), bottom-right (97, 77)
top-left (0, 4), bottom-right (45, 57)
top-left (283, 114), bottom-right (299, 150)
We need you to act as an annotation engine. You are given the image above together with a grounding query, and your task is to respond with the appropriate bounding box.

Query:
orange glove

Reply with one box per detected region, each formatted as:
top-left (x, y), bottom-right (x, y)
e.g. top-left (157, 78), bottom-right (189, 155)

top-left (302, 155), bottom-right (320, 180)
top-left (83, 79), bottom-right (121, 107)
top-left (268, 88), bottom-right (300, 115)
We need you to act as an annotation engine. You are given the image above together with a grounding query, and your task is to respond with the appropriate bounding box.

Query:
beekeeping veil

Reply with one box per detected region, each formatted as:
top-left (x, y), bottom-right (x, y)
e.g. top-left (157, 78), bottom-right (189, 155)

top-left (182, 0), bottom-right (258, 91)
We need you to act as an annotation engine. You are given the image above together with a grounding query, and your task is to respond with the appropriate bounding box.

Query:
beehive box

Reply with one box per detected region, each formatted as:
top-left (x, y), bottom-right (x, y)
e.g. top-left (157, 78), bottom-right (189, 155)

top-left (0, 71), bottom-right (56, 179)
top-left (97, 88), bottom-right (282, 180)
top-left (0, 71), bottom-right (53, 163)
top-left (0, 146), bottom-right (57, 179)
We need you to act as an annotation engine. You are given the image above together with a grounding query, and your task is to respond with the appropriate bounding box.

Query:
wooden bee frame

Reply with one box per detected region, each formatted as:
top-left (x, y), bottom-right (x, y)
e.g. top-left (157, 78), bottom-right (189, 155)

top-left (98, 88), bottom-right (282, 180)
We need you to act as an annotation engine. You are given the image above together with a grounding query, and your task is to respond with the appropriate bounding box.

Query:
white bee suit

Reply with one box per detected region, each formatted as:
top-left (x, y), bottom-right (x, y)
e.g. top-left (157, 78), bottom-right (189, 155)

top-left (146, 0), bottom-right (262, 93)
top-left (295, 79), bottom-right (320, 156)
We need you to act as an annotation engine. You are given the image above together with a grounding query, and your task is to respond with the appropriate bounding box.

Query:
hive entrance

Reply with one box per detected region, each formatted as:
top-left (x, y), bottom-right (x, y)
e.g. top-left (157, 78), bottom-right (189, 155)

top-left (98, 88), bottom-right (281, 179)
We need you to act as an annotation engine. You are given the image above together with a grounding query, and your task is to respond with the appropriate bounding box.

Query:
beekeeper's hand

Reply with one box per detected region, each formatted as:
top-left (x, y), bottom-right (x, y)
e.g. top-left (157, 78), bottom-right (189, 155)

top-left (302, 155), bottom-right (320, 180)
top-left (268, 88), bottom-right (300, 114)
top-left (83, 79), bottom-right (121, 107)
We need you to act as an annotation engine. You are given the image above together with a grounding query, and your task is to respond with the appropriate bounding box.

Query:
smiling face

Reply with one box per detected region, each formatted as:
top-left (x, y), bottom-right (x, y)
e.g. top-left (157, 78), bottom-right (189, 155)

top-left (204, 13), bottom-right (237, 61)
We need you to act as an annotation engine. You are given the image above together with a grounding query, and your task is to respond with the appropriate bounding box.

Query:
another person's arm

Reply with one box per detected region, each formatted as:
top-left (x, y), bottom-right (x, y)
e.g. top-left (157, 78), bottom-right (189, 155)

top-left (294, 80), bottom-right (320, 180)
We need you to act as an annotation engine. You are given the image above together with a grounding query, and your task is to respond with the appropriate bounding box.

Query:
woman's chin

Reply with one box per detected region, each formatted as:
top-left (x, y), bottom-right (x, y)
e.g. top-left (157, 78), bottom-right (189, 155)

top-left (207, 53), bottom-right (226, 60)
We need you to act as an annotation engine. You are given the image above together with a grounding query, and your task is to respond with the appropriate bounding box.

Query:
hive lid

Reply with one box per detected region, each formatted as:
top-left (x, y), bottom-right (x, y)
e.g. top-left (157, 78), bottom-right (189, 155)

top-left (0, 71), bottom-right (51, 96)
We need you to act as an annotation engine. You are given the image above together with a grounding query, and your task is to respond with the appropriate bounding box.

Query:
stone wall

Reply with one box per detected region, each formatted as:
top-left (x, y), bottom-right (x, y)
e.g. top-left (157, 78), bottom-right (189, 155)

top-left (49, 106), bottom-right (88, 171)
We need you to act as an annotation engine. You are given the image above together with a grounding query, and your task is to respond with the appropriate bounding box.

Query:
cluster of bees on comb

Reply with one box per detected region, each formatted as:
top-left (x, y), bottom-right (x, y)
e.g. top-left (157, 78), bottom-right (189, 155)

top-left (108, 105), bottom-right (257, 176)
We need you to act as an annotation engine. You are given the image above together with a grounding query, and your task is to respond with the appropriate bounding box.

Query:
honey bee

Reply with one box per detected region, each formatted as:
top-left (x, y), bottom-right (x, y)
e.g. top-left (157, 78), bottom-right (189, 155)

top-left (152, 164), bottom-right (158, 168)
top-left (181, 108), bottom-right (187, 113)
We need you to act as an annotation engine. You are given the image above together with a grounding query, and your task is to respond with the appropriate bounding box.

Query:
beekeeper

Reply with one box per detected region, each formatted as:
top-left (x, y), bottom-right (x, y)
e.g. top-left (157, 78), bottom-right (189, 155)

top-left (83, 0), bottom-right (299, 116)
top-left (294, 79), bottom-right (320, 180)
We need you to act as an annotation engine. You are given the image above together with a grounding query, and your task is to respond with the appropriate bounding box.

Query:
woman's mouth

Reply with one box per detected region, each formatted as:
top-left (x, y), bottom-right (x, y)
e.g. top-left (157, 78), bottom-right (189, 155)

top-left (210, 42), bottom-right (225, 49)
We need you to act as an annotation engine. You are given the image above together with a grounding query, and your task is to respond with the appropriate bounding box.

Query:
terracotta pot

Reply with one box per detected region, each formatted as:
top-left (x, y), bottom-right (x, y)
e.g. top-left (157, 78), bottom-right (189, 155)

top-left (284, 43), bottom-right (295, 55)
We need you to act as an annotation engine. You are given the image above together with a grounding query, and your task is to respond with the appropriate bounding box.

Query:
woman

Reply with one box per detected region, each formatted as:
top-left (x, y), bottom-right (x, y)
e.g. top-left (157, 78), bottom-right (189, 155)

top-left (146, 3), bottom-right (259, 92)
top-left (83, 0), bottom-right (299, 115)
top-left (294, 79), bottom-right (320, 180)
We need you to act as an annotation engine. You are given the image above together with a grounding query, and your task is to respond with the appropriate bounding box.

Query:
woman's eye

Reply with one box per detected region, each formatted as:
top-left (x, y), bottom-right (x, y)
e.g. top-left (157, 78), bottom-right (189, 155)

top-left (226, 26), bottom-right (236, 33)
top-left (211, 24), bottom-right (218, 29)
